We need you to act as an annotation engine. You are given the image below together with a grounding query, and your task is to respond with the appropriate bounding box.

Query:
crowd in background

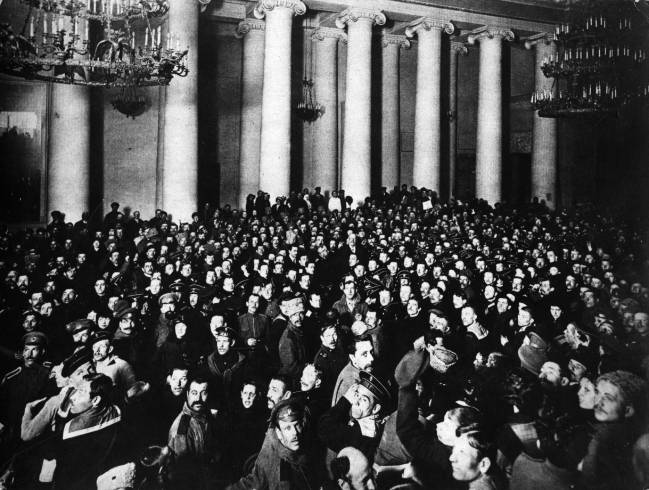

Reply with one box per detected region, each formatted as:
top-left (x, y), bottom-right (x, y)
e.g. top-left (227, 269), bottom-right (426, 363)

top-left (0, 184), bottom-right (648, 490)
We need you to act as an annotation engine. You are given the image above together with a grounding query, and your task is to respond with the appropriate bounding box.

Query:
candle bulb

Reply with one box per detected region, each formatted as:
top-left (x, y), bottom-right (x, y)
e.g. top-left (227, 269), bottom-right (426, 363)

top-left (85, 19), bottom-right (89, 41)
top-left (30, 17), bottom-right (34, 37)
top-left (145, 27), bottom-right (149, 47)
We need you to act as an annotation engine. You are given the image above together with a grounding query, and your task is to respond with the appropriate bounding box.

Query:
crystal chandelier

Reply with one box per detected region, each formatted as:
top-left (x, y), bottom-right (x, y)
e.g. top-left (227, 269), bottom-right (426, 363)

top-left (532, 0), bottom-right (649, 117)
top-left (0, 0), bottom-right (188, 87)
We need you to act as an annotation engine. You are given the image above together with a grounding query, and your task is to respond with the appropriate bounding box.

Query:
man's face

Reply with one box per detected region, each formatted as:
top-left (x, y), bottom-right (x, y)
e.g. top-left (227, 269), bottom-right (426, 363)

top-left (350, 384), bottom-right (379, 420)
top-left (22, 344), bottom-right (43, 367)
top-left (309, 294), bottom-right (322, 310)
top-left (539, 361), bottom-right (563, 388)
top-left (321, 327), bottom-right (338, 350)
top-left (550, 305), bottom-right (562, 320)
top-left (119, 314), bottom-right (135, 335)
top-left (406, 299), bottom-right (420, 317)
top-left (95, 280), bottom-right (106, 295)
top-left (449, 435), bottom-right (484, 482)
top-left (344, 282), bottom-right (356, 299)
top-left (634, 313), bottom-right (649, 335)
top-left (216, 334), bottom-right (232, 356)
top-left (267, 379), bottom-right (287, 409)
top-left (583, 291), bottom-right (596, 308)
top-left (92, 339), bottom-right (111, 362)
top-left (594, 380), bottom-right (630, 422)
top-left (350, 340), bottom-right (374, 372)
top-left (578, 377), bottom-right (596, 410)
top-left (69, 379), bottom-right (95, 414)
top-left (246, 295), bottom-right (259, 314)
top-left (289, 308), bottom-right (304, 327)
top-left (496, 297), bottom-right (510, 314)
top-left (275, 418), bottom-right (303, 452)
top-left (461, 307), bottom-right (476, 327)
top-left (517, 309), bottom-right (532, 327)
top-left (167, 369), bottom-right (189, 396)
top-left (300, 365), bottom-right (320, 392)
top-left (241, 384), bottom-right (257, 409)
top-left (187, 381), bottom-right (209, 413)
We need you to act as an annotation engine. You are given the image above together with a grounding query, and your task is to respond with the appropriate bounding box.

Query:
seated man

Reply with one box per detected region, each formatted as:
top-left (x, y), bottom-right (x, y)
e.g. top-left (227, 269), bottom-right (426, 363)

top-left (330, 446), bottom-right (376, 490)
top-left (227, 398), bottom-right (319, 490)
top-left (579, 370), bottom-right (646, 490)
top-left (54, 373), bottom-right (123, 490)
top-left (91, 331), bottom-right (136, 401)
top-left (449, 427), bottom-right (505, 489)
top-left (319, 371), bottom-right (391, 459)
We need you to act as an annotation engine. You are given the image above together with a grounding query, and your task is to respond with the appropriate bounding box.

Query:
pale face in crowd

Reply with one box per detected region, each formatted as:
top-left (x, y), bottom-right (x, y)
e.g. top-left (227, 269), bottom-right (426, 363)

top-left (167, 369), bottom-right (189, 396)
top-left (349, 340), bottom-right (374, 372)
top-left (240, 383), bottom-right (257, 409)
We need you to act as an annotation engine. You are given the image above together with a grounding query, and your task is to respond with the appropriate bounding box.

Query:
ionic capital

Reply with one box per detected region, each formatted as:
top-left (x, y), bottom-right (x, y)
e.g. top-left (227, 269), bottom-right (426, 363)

top-left (335, 8), bottom-right (386, 29)
top-left (451, 41), bottom-right (468, 56)
top-left (236, 18), bottom-right (266, 38)
top-left (467, 26), bottom-right (515, 45)
top-left (405, 17), bottom-right (454, 38)
top-left (381, 33), bottom-right (410, 49)
top-left (312, 27), bottom-right (347, 43)
top-left (523, 32), bottom-right (555, 50)
top-left (254, 0), bottom-right (306, 19)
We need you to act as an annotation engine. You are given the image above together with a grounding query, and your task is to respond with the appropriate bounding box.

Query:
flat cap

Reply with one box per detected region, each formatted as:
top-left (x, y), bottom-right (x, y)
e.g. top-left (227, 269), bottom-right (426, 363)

top-left (358, 370), bottom-right (392, 405)
top-left (65, 319), bottom-right (95, 335)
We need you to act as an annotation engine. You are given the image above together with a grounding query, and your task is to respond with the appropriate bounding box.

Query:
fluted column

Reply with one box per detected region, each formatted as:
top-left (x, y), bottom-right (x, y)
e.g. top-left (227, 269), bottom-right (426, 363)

top-left (468, 26), bottom-right (514, 205)
top-left (526, 34), bottom-right (558, 209)
top-left (336, 8), bottom-right (386, 206)
top-left (48, 85), bottom-right (90, 221)
top-left (237, 18), bottom-right (266, 208)
top-left (381, 34), bottom-right (410, 189)
top-left (162, 0), bottom-right (199, 222)
top-left (311, 27), bottom-right (345, 192)
top-left (255, 0), bottom-right (306, 200)
top-left (406, 18), bottom-right (454, 193)
top-left (449, 41), bottom-right (467, 198)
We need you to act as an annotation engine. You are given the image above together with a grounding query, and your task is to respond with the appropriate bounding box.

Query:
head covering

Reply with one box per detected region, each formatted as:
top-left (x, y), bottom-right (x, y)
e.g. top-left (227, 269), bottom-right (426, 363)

top-left (518, 332), bottom-right (549, 375)
top-left (358, 370), bottom-right (392, 406)
top-left (284, 296), bottom-right (305, 317)
top-left (22, 331), bottom-right (47, 347)
top-left (65, 319), bottom-right (95, 335)
top-left (158, 292), bottom-right (180, 306)
top-left (90, 330), bottom-right (112, 346)
top-left (61, 347), bottom-right (92, 377)
top-left (428, 346), bottom-right (458, 373)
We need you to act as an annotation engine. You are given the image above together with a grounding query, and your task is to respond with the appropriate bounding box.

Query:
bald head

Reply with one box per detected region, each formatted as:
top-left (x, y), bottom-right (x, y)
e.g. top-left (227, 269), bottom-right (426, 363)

top-left (332, 447), bottom-right (375, 490)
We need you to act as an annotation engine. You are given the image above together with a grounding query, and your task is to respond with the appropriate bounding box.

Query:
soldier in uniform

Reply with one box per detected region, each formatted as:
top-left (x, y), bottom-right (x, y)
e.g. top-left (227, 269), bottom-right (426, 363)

top-left (0, 332), bottom-right (56, 457)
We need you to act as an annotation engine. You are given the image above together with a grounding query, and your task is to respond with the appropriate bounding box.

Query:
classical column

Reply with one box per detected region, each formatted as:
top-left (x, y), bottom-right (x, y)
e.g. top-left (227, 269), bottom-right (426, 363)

top-left (406, 18), bottom-right (454, 193)
top-left (237, 18), bottom-right (266, 208)
top-left (311, 27), bottom-right (345, 193)
top-left (48, 85), bottom-right (90, 221)
top-left (468, 26), bottom-right (514, 205)
top-left (449, 41), bottom-right (467, 198)
top-left (526, 33), bottom-right (558, 209)
top-left (381, 33), bottom-right (410, 189)
top-left (162, 0), bottom-right (199, 222)
top-left (255, 0), bottom-right (306, 200)
top-left (336, 8), bottom-right (386, 205)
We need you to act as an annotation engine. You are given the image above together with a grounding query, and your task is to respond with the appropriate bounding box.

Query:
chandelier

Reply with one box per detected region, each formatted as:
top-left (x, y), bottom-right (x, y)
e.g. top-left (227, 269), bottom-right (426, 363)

top-left (0, 0), bottom-right (188, 88)
top-left (111, 83), bottom-right (148, 118)
top-left (296, 77), bottom-right (323, 122)
top-left (532, 0), bottom-right (649, 117)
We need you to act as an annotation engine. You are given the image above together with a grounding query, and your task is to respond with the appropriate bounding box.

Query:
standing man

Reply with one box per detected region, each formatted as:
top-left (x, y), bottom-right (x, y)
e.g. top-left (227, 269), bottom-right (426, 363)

top-left (168, 376), bottom-right (223, 489)
top-left (278, 296), bottom-right (307, 386)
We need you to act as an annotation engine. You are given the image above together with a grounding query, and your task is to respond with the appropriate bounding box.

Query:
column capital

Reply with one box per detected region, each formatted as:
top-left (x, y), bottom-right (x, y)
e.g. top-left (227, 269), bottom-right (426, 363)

top-left (236, 18), bottom-right (266, 38)
top-left (451, 40), bottom-right (468, 56)
top-left (312, 27), bottom-right (347, 43)
top-left (405, 17), bottom-right (454, 38)
top-left (523, 32), bottom-right (555, 50)
top-left (467, 26), bottom-right (515, 44)
top-left (335, 8), bottom-right (386, 29)
top-left (254, 0), bottom-right (306, 19)
top-left (381, 33), bottom-right (410, 49)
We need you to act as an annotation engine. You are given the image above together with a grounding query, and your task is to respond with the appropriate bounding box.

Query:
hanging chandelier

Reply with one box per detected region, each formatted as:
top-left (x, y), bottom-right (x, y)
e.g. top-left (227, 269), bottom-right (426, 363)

top-left (296, 77), bottom-right (323, 122)
top-left (532, 0), bottom-right (649, 117)
top-left (0, 0), bottom-right (188, 87)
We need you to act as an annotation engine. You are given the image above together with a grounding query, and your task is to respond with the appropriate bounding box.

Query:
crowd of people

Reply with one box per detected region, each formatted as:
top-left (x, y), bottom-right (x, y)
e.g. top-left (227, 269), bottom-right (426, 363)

top-left (0, 185), bottom-right (648, 490)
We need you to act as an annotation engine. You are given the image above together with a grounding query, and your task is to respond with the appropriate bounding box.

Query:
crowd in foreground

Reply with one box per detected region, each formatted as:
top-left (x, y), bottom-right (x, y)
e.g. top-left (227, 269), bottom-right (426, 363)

top-left (0, 185), bottom-right (648, 490)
